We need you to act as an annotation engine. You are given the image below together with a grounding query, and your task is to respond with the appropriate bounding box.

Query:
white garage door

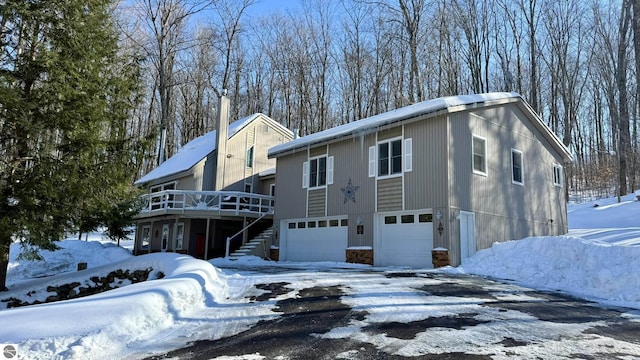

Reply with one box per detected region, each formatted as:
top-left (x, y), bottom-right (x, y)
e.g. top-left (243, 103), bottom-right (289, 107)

top-left (283, 218), bottom-right (348, 262)
top-left (377, 211), bottom-right (434, 268)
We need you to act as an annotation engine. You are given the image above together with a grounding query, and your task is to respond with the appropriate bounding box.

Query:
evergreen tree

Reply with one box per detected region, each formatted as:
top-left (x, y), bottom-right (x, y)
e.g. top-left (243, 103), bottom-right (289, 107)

top-left (0, 0), bottom-right (147, 290)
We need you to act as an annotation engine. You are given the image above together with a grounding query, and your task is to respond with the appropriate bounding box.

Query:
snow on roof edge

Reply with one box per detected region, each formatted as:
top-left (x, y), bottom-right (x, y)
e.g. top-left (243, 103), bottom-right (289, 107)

top-left (268, 92), bottom-right (521, 158)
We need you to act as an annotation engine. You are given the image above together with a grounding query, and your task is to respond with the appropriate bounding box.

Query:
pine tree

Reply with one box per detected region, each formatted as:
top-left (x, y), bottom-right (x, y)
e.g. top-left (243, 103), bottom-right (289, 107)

top-left (0, 0), bottom-right (147, 290)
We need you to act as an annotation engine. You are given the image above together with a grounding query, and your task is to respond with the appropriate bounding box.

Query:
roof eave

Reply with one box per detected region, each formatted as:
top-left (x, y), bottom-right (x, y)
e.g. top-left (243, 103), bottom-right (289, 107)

top-left (268, 96), bottom-right (521, 159)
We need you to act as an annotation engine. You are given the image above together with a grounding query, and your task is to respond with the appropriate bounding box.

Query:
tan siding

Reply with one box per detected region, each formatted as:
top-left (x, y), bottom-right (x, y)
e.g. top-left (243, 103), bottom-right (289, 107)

top-left (307, 189), bottom-right (326, 217)
top-left (377, 177), bottom-right (403, 211)
top-left (175, 172), bottom-right (195, 191)
top-left (378, 126), bottom-right (402, 140)
top-left (223, 124), bottom-right (252, 191)
top-left (224, 116), bottom-right (293, 193)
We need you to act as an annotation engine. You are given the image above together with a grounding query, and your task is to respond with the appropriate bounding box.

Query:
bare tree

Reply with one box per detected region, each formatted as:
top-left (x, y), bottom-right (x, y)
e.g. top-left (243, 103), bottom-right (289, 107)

top-left (130, 0), bottom-right (212, 164)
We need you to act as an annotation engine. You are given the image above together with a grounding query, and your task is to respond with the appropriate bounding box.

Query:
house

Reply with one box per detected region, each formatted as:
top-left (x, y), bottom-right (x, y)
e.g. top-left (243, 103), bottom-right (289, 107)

top-left (267, 92), bottom-right (572, 268)
top-left (133, 95), bottom-right (294, 259)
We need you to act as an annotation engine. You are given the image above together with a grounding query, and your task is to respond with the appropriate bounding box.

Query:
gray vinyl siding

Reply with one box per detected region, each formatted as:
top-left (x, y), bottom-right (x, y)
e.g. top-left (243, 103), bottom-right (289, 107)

top-left (326, 134), bottom-right (377, 247)
top-left (403, 115), bottom-right (449, 211)
top-left (377, 177), bottom-right (403, 211)
top-left (273, 151), bottom-right (308, 222)
top-left (447, 103), bottom-right (568, 265)
top-left (309, 145), bottom-right (327, 157)
top-left (378, 126), bottom-right (402, 141)
top-left (308, 189), bottom-right (326, 217)
top-left (202, 152), bottom-right (217, 191)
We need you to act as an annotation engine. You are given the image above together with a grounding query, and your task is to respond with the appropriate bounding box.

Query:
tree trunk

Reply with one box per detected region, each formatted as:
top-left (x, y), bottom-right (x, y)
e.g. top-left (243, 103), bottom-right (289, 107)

top-left (0, 242), bottom-right (8, 291)
top-left (617, 0), bottom-right (632, 197)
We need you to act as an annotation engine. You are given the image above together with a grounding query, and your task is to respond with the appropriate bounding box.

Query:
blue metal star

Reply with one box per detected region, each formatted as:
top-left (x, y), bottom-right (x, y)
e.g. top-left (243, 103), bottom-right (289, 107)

top-left (341, 178), bottom-right (359, 204)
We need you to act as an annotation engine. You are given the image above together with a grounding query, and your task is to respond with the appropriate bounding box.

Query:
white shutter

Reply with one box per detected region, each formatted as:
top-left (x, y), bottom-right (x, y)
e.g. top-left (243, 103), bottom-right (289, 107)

top-left (327, 156), bottom-right (334, 185)
top-left (404, 138), bottom-right (412, 172)
top-left (302, 161), bottom-right (309, 189)
top-left (368, 146), bottom-right (376, 177)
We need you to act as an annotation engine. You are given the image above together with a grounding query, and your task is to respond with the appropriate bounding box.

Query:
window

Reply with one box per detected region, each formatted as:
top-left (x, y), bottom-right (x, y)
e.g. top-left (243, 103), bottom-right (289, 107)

top-left (329, 219), bottom-right (339, 227)
top-left (384, 216), bottom-right (397, 224)
top-left (244, 184), bottom-right (252, 193)
top-left (303, 156), bottom-right (334, 188)
top-left (288, 222), bottom-right (296, 229)
top-left (308, 221), bottom-right (316, 228)
top-left (297, 222), bottom-right (306, 229)
top-left (174, 223), bottom-right (184, 250)
top-left (511, 149), bottom-right (523, 185)
top-left (318, 220), bottom-right (327, 227)
top-left (472, 135), bottom-right (487, 175)
top-left (150, 182), bottom-right (176, 210)
top-left (401, 215), bottom-right (415, 224)
top-left (246, 146), bottom-right (254, 168)
top-left (310, 157), bottom-right (326, 187)
top-left (418, 214), bottom-right (433, 223)
top-left (553, 164), bottom-right (563, 187)
top-left (378, 139), bottom-right (403, 176)
top-left (341, 219), bottom-right (348, 226)
top-left (150, 182), bottom-right (175, 193)
top-left (161, 224), bottom-right (169, 251)
top-left (141, 225), bottom-right (150, 249)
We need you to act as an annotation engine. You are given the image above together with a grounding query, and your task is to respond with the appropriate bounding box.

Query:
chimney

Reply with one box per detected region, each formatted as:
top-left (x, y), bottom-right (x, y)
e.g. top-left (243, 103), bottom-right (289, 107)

top-left (214, 91), bottom-right (230, 190)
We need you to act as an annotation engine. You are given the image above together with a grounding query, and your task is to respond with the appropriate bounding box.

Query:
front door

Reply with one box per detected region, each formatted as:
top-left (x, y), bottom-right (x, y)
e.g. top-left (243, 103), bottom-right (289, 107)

top-left (459, 211), bottom-right (476, 261)
top-left (161, 224), bottom-right (170, 252)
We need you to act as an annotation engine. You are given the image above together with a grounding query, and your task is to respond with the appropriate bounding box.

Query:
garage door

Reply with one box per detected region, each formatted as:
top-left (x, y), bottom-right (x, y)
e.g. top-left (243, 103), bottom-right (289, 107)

top-left (377, 211), bottom-right (434, 268)
top-left (283, 217), bottom-right (348, 262)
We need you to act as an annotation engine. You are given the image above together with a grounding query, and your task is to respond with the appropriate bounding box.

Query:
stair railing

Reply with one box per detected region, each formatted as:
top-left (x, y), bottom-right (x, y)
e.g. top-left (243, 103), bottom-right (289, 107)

top-left (225, 211), bottom-right (270, 258)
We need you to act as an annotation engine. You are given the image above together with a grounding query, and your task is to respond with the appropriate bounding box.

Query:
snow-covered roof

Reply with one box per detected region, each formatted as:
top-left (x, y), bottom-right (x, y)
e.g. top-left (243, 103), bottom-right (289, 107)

top-left (258, 167), bottom-right (276, 178)
top-left (136, 113), bottom-right (282, 185)
top-left (269, 92), bottom-right (568, 160)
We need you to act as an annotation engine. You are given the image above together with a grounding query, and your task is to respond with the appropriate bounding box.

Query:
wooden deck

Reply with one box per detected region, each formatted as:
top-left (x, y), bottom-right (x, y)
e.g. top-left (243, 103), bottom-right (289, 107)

top-left (135, 190), bottom-right (274, 219)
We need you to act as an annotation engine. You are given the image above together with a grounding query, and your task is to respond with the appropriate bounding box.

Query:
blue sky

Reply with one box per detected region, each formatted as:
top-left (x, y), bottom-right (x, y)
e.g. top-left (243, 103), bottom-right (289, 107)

top-left (247, 0), bottom-right (301, 16)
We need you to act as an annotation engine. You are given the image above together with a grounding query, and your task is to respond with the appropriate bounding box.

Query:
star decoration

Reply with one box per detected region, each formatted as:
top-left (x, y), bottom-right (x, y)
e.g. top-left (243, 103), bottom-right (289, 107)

top-left (341, 178), bottom-right (359, 204)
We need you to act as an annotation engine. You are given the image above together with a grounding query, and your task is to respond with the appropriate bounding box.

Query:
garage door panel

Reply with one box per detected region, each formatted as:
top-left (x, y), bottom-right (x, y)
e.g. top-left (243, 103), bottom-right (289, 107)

top-left (378, 212), bottom-right (434, 268)
top-left (284, 222), bottom-right (347, 262)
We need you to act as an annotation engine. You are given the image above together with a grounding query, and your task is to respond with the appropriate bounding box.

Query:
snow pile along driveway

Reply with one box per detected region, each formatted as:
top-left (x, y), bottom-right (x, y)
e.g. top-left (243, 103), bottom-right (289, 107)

top-left (0, 253), bottom-right (231, 360)
top-left (451, 236), bottom-right (640, 309)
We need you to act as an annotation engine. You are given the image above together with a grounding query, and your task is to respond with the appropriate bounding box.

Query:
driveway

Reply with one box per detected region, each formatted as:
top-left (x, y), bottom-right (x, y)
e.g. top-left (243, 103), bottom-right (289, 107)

top-left (146, 267), bottom-right (640, 359)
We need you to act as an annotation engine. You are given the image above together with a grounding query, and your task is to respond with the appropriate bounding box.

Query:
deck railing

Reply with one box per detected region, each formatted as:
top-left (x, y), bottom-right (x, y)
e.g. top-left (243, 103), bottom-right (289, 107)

top-left (138, 190), bottom-right (274, 216)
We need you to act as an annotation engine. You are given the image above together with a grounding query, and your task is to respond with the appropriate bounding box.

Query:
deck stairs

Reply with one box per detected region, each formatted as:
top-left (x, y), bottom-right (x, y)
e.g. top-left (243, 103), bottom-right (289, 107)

top-left (228, 227), bottom-right (274, 260)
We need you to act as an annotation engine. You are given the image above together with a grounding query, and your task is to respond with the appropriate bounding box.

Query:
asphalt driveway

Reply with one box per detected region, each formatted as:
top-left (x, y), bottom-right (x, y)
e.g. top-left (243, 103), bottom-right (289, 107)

top-left (147, 268), bottom-right (640, 359)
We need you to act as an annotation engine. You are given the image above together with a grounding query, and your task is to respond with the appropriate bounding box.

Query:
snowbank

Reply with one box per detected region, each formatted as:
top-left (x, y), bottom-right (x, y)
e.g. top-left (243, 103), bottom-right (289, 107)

top-left (0, 253), bottom-right (229, 360)
top-left (7, 240), bottom-right (132, 286)
top-left (451, 236), bottom-right (640, 309)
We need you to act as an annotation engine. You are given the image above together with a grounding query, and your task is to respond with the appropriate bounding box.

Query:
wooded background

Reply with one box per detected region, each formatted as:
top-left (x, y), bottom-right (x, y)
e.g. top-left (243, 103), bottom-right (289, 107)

top-left (0, 0), bottom-right (636, 289)
top-left (119, 0), bottom-right (640, 200)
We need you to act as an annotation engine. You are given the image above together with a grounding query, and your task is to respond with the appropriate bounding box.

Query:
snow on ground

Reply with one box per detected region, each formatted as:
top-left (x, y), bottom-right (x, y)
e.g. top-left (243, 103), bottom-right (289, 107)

top-left (0, 193), bottom-right (639, 359)
top-left (447, 192), bottom-right (640, 310)
top-left (7, 239), bottom-right (132, 287)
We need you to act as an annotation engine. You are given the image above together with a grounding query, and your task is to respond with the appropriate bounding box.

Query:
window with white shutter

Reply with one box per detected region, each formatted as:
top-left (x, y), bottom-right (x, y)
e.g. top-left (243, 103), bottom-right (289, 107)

top-left (368, 146), bottom-right (376, 177)
top-left (327, 156), bottom-right (334, 184)
top-left (404, 138), bottom-right (412, 172)
top-left (302, 161), bottom-right (309, 189)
